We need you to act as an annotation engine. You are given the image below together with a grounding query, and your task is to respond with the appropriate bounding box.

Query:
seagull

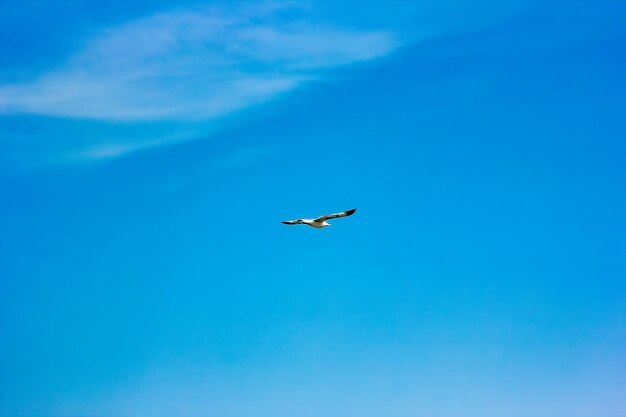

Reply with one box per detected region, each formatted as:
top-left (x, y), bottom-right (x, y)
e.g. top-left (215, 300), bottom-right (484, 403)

top-left (281, 208), bottom-right (356, 228)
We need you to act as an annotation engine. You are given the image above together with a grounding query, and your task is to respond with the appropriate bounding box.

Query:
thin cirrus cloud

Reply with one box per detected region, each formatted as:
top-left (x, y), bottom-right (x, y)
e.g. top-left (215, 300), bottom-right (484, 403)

top-left (0, 5), bottom-right (398, 122)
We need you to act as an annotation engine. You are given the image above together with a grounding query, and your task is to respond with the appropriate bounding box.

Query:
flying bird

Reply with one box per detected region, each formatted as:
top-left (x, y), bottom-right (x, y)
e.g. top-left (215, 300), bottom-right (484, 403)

top-left (281, 208), bottom-right (356, 228)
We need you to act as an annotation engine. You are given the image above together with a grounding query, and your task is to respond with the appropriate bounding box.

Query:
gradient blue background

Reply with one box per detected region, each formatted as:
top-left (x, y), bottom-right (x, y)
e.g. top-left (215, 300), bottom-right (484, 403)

top-left (1, 1), bottom-right (625, 416)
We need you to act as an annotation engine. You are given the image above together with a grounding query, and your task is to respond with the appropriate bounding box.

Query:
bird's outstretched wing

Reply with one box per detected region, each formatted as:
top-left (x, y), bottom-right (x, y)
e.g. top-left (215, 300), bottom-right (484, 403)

top-left (281, 219), bottom-right (305, 225)
top-left (315, 208), bottom-right (356, 222)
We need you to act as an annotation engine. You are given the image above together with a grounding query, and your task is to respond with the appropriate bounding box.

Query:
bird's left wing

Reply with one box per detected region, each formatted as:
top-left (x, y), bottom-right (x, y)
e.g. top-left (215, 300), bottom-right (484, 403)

top-left (315, 208), bottom-right (357, 222)
top-left (282, 219), bottom-right (304, 225)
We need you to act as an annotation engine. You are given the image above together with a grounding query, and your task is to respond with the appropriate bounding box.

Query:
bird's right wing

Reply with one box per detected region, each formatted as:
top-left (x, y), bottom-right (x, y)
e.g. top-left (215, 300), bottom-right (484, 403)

top-left (315, 208), bottom-right (357, 222)
top-left (281, 219), bottom-right (304, 225)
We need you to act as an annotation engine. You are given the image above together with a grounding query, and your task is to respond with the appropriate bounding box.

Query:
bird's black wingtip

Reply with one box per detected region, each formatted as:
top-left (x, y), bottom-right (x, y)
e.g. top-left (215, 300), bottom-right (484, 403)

top-left (346, 208), bottom-right (357, 216)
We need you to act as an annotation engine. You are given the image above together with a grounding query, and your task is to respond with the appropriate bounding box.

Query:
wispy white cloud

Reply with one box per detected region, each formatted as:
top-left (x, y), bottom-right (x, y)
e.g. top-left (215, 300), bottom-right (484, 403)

top-left (0, 1), bottom-right (529, 167)
top-left (70, 130), bottom-right (198, 161)
top-left (0, 3), bottom-right (397, 122)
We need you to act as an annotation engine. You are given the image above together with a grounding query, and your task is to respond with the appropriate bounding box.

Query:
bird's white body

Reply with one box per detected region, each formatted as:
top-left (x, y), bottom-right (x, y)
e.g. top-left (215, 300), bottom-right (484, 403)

top-left (281, 209), bottom-right (356, 229)
top-left (302, 219), bottom-right (331, 228)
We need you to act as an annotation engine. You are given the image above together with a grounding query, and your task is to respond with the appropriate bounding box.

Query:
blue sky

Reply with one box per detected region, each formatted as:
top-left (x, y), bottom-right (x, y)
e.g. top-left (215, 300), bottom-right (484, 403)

top-left (1, 1), bottom-right (625, 417)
